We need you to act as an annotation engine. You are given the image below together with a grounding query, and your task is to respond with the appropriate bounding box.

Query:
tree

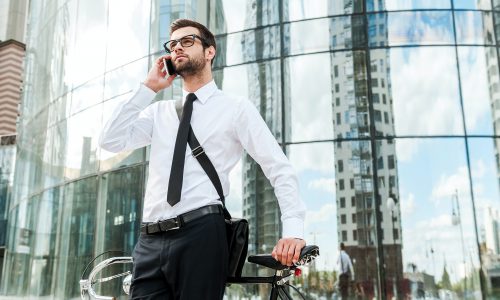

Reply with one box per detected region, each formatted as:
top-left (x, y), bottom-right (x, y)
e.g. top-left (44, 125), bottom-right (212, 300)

top-left (440, 263), bottom-right (452, 290)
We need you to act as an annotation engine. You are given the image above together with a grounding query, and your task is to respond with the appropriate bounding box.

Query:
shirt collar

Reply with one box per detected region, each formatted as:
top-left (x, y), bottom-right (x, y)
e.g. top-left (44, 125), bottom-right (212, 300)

top-left (182, 80), bottom-right (217, 105)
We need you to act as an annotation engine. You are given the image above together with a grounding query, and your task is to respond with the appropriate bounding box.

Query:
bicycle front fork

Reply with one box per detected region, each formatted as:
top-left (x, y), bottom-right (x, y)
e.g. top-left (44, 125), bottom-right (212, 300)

top-left (269, 270), bottom-right (294, 300)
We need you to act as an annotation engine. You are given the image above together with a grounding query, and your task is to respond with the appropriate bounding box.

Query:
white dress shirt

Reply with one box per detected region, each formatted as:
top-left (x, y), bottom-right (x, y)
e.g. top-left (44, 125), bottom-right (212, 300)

top-left (99, 80), bottom-right (306, 238)
top-left (337, 250), bottom-right (355, 278)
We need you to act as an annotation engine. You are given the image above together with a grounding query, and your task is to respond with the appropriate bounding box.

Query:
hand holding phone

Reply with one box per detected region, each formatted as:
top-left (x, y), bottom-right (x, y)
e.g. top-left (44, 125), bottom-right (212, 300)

top-left (143, 55), bottom-right (177, 92)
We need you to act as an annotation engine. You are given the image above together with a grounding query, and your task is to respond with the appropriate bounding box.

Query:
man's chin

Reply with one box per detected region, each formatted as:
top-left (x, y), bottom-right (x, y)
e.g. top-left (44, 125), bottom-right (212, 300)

top-left (176, 68), bottom-right (192, 77)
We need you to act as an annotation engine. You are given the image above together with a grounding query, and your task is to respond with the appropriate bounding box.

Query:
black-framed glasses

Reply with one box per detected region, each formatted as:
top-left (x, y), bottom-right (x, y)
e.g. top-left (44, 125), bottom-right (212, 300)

top-left (163, 34), bottom-right (207, 53)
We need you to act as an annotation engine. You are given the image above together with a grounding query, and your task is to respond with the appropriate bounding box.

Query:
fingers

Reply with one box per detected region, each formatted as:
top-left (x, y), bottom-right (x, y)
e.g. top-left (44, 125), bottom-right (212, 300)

top-left (144, 55), bottom-right (176, 92)
top-left (155, 54), bottom-right (172, 65)
top-left (272, 238), bottom-right (306, 266)
top-left (155, 55), bottom-right (172, 73)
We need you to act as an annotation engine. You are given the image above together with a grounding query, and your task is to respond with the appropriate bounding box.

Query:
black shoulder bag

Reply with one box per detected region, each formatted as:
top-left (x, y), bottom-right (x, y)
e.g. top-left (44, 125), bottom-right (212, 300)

top-left (175, 99), bottom-right (249, 278)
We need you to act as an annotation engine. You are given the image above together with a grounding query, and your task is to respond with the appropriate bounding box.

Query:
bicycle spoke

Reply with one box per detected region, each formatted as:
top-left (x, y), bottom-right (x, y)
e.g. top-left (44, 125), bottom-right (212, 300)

top-left (91, 271), bottom-right (131, 284)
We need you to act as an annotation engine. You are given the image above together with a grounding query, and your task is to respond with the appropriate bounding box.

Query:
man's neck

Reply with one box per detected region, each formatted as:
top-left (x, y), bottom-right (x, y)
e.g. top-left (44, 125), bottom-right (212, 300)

top-left (182, 70), bottom-right (213, 92)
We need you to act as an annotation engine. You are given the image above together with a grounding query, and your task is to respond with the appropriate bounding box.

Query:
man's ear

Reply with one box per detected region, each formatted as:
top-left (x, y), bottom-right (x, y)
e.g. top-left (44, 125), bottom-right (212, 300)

top-left (205, 46), bottom-right (216, 62)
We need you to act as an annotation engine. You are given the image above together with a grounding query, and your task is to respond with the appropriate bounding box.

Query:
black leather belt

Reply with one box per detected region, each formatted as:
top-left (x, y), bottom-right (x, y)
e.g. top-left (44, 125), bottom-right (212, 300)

top-left (141, 204), bottom-right (223, 234)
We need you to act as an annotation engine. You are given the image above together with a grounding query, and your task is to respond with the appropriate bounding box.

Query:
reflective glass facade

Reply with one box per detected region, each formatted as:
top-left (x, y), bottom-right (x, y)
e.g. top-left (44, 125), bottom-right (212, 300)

top-left (2, 0), bottom-right (500, 299)
top-left (0, 135), bottom-right (16, 286)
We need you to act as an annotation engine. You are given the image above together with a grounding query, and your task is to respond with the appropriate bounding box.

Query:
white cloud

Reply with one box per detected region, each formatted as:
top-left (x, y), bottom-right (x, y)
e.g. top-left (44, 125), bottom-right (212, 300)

top-left (402, 213), bottom-right (478, 281)
top-left (305, 203), bottom-right (336, 226)
top-left (431, 166), bottom-right (470, 203)
top-left (471, 159), bottom-right (487, 179)
top-left (431, 160), bottom-right (490, 205)
top-left (390, 47), bottom-right (462, 160)
top-left (307, 177), bottom-right (336, 195)
top-left (288, 142), bottom-right (335, 173)
top-left (400, 192), bottom-right (416, 218)
top-left (395, 139), bottom-right (420, 162)
top-left (288, 54), bottom-right (334, 143)
top-left (458, 47), bottom-right (491, 132)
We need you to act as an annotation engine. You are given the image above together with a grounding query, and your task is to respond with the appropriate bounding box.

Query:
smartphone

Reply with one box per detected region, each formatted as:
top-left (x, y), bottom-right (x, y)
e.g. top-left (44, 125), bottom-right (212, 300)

top-left (163, 57), bottom-right (176, 76)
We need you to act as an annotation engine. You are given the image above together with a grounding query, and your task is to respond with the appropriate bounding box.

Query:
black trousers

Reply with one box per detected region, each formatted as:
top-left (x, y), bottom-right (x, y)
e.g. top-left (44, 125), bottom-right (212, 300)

top-left (130, 213), bottom-right (229, 299)
top-left (339, 273), bottom-right (350, 300)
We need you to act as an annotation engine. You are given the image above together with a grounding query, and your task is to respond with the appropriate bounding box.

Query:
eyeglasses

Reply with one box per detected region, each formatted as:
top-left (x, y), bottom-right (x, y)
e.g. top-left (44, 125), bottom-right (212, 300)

top-left (163, 34), bottom-right (208, 53)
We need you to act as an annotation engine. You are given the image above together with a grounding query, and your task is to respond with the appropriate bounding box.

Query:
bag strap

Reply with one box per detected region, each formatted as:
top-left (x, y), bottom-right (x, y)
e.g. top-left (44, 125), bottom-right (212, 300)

top-left (175, 99), bottom-right (232, 220)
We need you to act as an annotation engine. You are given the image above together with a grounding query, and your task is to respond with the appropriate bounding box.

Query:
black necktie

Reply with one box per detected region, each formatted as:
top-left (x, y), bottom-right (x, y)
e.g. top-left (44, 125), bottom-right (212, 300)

top-left (167, 93), bottom-right (197, 206)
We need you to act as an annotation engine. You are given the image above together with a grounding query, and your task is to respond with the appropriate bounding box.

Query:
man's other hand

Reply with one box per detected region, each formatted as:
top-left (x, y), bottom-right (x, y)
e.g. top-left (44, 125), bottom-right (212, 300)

top-left (272, 238), bottom-right (306, 266)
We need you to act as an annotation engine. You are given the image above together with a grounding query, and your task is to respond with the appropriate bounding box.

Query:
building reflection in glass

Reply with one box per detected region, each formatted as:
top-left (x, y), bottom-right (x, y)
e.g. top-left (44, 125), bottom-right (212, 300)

top-left (3, 0), bottom-right (500, 299)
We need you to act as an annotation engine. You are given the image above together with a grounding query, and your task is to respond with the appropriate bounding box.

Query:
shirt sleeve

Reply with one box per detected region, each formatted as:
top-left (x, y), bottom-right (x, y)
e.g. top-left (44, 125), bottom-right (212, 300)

top-left (99, 83), bottom-right (157, 152)
top-left (234, 99), bottom-right (306, 239)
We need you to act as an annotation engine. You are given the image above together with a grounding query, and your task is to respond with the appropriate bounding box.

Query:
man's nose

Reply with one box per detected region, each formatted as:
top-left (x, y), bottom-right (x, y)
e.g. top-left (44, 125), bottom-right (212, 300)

top-left (173, 42), bottom-right (184, 52)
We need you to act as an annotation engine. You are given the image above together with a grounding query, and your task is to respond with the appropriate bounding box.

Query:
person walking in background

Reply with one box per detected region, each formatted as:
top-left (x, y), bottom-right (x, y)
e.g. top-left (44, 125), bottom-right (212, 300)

top-left (337, 242), bottom-right (355, 300)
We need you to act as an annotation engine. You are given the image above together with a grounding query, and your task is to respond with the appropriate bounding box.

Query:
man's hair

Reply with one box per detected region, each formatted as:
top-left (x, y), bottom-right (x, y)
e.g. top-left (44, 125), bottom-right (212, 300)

top-left (340, 242), bottom-right (345, 250)
top-left (170, 19), bottom-right (216, 64)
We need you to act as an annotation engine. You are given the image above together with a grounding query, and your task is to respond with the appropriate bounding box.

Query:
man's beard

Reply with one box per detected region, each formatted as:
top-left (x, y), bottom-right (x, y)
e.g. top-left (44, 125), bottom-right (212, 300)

top-left (175, 54), bottom-right (206, 77)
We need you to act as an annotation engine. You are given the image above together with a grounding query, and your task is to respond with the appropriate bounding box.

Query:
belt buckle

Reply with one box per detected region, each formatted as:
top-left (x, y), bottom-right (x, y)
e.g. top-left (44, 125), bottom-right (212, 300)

top-left (170, 217), bottom-right (181, 230)
top-left (160, 217), bottom-right (181, 231)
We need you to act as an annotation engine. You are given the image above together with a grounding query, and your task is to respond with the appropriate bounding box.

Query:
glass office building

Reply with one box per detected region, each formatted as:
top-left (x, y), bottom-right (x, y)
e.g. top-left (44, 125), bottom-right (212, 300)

top-left (2, 0), bottom-right (500, 299)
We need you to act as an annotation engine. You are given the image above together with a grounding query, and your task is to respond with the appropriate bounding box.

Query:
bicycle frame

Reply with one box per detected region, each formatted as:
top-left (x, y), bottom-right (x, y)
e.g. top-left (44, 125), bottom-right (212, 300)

top-left (80, 246), bottom-right (318, 300)
top-left (228, 269), bottom-right (301, 300)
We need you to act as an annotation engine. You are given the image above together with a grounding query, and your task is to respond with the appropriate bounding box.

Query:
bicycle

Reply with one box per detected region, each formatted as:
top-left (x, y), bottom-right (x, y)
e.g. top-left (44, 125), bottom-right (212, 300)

top-left (80, 245), bottom-right (319, 300)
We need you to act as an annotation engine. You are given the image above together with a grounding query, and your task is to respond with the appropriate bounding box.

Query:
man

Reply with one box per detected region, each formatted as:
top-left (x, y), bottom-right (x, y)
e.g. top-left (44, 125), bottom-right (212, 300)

top-left (99, 19), bottom-right (306, 299)
top-left (337, 242), bottom-right (355, 300)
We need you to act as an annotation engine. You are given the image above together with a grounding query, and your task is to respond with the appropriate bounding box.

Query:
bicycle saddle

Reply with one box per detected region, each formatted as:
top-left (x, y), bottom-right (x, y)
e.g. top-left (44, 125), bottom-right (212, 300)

top-left (247, 245), bottom-right (319, 270)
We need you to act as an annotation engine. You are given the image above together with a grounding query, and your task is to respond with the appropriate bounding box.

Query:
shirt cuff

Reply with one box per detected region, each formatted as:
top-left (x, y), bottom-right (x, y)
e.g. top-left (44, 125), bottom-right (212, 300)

top-left (282, 217), bottom-right (304, 240)
top-left (129, 83), bottom-right (157, 107)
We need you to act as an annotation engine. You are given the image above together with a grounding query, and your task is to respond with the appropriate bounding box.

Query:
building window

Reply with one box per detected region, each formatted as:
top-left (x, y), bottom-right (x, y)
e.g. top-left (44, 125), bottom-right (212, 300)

top-left (352, 213), bottom-right (356, 223)
top-left (337, 112), bottom-right (341, 125)
top-left (338, 160), bottom-right (344, 172)
top-left (337, 134), bottom-right (342, 148)
top-left (371, 78), bottom-right (378, 87)
top-left (335, 83), bottom-right (340, 93)
top-left (374, 110), bottom-right (382, 122)
top-left (353, 230), bottom-right (357, 241)
top-left (341, 214), bottom-right (346, 224)
top-left (351, 196), bottom-right (356, 207)
top-left (340, 197), bottom-right (346, 208)
top-left (384, 111), bottom-right (389, 124)
top-left (382, 94), bottom-right (386, 104)
top-left (381, 78), bottom-right (385, 88)
top-left (342, 230), bottom-right (348, 242)
top-left (388, 155), bottom-right (395, 169)
top-left (373, 93), bottom-right (379, 103)
top-left (377, 156), bottom-right (384, 169)
top-left (393, 229), bottom-right (399, 240)
top-left (379, 176), bottom-right (385, 187)
top-left (334, 65), bottom-right (339, 77)
top-left (350, 178), bottom-right (354, 189)
top-left (336, 97), bottom-right (340, 106)
top-left (339, 179), bottom-right (345, 190)
top-left (389, 175), bottom-right (396, 188)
